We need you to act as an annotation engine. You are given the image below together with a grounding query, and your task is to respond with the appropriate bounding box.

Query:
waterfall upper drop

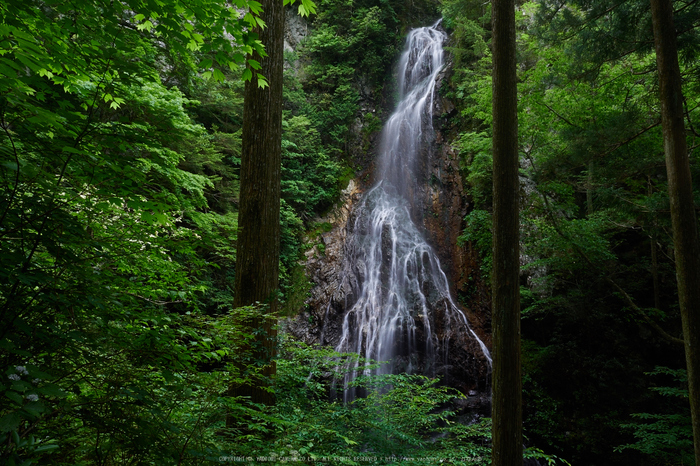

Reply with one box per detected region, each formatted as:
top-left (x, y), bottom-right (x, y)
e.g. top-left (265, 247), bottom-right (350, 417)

top-left (334, 21), bottom-right (492, 399)
top-left (380, 25), bottom-right (443, 196)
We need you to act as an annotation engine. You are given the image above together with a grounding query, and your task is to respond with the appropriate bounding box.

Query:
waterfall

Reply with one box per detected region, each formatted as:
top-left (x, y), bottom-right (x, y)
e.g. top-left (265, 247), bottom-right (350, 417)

top-left (334, 21), bottom-right (491, 401)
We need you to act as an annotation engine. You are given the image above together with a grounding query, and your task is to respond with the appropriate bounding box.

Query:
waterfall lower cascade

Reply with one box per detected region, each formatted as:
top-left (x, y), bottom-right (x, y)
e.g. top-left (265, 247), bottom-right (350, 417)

top-left (335, 22), bottom-right (492, 400)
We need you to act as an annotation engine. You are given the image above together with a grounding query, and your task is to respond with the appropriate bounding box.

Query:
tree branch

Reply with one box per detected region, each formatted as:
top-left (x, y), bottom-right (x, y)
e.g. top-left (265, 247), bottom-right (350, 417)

top-left (526, 153), bottom-right (685, 347)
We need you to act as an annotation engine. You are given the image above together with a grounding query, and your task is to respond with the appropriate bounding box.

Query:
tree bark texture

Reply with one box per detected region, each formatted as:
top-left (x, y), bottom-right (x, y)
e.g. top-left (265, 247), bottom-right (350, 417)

top-left (231, 0), bottom-right (285, 408)
top-left (650, 0), bottom-right (700, 462)
top-left (491, 0), bottom-right (522, 463)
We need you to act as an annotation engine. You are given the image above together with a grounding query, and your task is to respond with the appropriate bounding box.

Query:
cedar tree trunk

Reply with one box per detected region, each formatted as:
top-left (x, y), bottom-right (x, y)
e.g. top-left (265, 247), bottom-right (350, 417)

top-left (491, 0), bottom-right (522, 463)
top-left (230, 0), bottom-right (285, 409)
top-left (650, 0), bottom-right (700, 462)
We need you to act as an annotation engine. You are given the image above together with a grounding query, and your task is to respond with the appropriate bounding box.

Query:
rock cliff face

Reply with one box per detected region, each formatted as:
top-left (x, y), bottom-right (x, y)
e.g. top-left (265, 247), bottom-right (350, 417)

top-left (284, 7), bottom-right (308, 54)
top-left (284, 179), bottom-right (364, 349)
top-left (415, 74), bottom-right (492, 351)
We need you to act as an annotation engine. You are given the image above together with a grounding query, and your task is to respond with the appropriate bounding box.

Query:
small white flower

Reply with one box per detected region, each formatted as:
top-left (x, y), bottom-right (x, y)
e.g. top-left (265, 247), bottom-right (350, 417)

top-left (26, 394), bottom-right (39, 402)
top-left (8, 374), bottom-right (20, 381)
top-left (15, 366), bottom-right (28, 375)
top-left (32, 378), bottom-right (41, 384)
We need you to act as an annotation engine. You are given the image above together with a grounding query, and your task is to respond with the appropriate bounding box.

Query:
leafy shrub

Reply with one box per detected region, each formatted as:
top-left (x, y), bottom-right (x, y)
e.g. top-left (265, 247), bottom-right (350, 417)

top-left (616, 367), bottom-right (694, 465)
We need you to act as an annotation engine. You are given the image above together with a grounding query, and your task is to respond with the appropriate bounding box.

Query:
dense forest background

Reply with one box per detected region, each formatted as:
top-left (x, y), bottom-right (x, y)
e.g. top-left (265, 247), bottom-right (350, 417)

top-left (0, 0), bottom-right (698, 464)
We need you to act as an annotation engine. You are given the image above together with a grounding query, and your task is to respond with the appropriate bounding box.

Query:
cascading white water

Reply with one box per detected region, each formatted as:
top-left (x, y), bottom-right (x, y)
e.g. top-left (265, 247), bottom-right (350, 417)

top-left (335, 22), bottom-right (491, 401)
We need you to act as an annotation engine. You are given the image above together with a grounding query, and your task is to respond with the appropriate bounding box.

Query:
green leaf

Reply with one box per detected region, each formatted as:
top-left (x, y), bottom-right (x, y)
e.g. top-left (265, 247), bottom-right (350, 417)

top-left (5, 391), bottom-right (23, 405)
top-left (34, 444), bottom-right (59, 453)
top-left (248, 1), bottom-right (263, 14)
top-left (22, 401), bottom-right (45, 417)
top-left (2, 161), bottom-right (19, 171)
top-left (136, 20), bottom-right (154, 31)
top-left (213, 68), bottom-right (226, 82)
top-left (0, 413), bottom-right (21, 432)
top-left (339, 435), bottom-right (358, 445)
top-left (243, 12), bottom-right (256, 27)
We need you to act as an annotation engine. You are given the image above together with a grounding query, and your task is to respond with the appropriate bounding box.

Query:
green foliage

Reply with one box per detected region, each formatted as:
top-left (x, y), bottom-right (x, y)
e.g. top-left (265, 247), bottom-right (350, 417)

top-left (616, 368), bottom-right (694, 465)
top-left (532, 0), bottom-right (699, 76)
top-left (0, 300), bottom-right (273, 464)
top-left (227, 340), bottom-right (568, 466)
top-left (458, 209), bottom-right (493, 279)
top-left (440, 0), bottom-right (493, 136)
top-left (347, 374), bottom-right (461, 455)
top-left (276, 110), bottom-right (342, 311)
top-left (0, 0), bottom-right (319, 462)
top-left (521, 211), bottom-right (617, 284)
top-left (279, 262), bottom-right (313, 317)
top-left (285, 0), bottom-right (319, 18)
top-left (0, 0), bottom-right (266, 93)
top-left (458, 132), bottom-right (493, 207)
top-left (282, 115), bottom-right (341, 214)
top-left (298, 0), bottom-right (438, 152)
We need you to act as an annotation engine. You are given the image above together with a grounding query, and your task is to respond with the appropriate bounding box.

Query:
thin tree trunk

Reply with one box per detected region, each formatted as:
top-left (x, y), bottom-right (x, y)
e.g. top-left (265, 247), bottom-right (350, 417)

top-left (648, 177), bottom-right (661, 311)
top-left (587, 161), bottom-right (594, 215)
top-left (230, 0), bottom-right (285, 410)
top-left (491, 0), bottom-right (522, 461)
top-left (649, 0), bottom-right (700, 462)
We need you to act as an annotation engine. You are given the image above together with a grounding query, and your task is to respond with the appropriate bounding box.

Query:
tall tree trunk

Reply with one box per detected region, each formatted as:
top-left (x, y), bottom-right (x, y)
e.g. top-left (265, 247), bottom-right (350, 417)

top-left (230, 0), bottom-right (285, 409)
top-left (649, 0), bottom-right (700, 462)
top-left (491, 0), bottom-right (522, 462)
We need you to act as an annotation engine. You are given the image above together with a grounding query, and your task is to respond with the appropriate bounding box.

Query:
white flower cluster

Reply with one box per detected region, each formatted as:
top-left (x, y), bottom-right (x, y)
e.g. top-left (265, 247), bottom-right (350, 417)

top-left (6, 366), bottom-right (41, 402)
top-left (7, 365), bottom-right (41, 385)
